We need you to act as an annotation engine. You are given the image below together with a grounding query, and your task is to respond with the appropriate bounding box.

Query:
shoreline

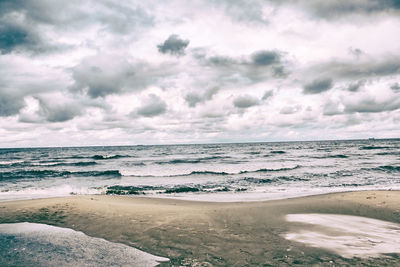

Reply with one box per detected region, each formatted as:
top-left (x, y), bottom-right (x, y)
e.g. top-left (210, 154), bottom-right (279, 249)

top-left (3, 187), bottom-right (400, 204)
top-left (1, 190), bottom-right (400, 266)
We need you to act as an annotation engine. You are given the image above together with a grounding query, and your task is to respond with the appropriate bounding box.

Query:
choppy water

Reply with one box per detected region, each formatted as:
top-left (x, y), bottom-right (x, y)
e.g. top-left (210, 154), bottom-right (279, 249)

top-left (0, 139), bottom-right (399, 202)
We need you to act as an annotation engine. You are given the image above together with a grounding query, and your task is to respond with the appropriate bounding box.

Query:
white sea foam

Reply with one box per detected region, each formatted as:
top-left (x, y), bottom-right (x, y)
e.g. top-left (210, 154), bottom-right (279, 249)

top-left (145, 185), bottom-right (400, 202)
top-left (0, 222), bottom-right (169, 267)
top-left (30, 162), bottom-right (61, 166)
top-left (0, 160), bottom-right (24, 165)
top-left (285, 214), bottom-right (400, 258)
top-left (0, 185), bottom-right (103, 202)
top-left (148, 187), bottom-right (331, 202)
top-left (2, 183), bottom-right (400, 203)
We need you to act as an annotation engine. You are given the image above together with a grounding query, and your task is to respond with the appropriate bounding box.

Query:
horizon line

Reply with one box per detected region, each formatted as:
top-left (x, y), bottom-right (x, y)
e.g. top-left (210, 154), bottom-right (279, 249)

top-left (1, 137), bottom-right (399, 150)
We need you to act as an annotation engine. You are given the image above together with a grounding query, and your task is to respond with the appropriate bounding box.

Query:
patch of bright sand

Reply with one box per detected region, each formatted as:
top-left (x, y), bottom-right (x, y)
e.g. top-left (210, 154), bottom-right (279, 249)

top-left (285, 214), bottom-right (400, 258)
top-left (0, 222), bottom-right (169, 267)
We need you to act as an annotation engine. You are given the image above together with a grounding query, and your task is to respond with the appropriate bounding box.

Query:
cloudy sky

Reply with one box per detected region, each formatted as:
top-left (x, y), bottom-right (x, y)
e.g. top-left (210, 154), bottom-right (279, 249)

top-left (1, 0), bottom-right (400, 147)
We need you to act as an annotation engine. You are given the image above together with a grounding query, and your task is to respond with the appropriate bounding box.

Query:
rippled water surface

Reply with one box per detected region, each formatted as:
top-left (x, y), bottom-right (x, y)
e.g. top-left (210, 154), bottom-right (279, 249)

top-left (1, 139), bottom-right (399, 201)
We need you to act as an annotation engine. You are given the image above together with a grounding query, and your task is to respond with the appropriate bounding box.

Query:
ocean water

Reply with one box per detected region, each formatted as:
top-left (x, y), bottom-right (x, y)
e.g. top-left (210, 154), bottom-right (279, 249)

top-left (0, 139), bottom-right (399, 202)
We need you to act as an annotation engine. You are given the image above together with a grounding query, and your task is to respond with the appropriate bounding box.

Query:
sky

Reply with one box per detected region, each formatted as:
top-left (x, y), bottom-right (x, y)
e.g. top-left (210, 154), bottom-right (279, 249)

top-left (0, 0), bottom-right (400, 147)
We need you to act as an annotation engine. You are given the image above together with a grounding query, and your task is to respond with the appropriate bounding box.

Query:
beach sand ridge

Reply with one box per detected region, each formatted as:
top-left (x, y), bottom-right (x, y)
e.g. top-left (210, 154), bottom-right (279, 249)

top-left (1, 191), bottom-right (400, 266)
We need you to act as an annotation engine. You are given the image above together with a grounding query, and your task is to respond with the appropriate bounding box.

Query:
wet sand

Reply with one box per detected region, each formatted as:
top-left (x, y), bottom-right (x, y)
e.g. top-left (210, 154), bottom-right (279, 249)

top-left (1, 191), bottom-right (400, 266)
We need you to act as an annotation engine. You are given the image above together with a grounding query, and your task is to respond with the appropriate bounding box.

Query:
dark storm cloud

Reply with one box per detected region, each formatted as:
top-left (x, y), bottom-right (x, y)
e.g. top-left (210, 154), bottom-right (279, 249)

top-left (70, 55), bottom-right (136, 98)
top-left (307, 0), bottom-right (400, 18)
top-left (325, 96), bottom-right (400, 116)
top-left (70, 55), bottom-right (179, 98)
top-left (0, 0), bottom-right (74, 25)
top-left (391, 82), bottom-right (400, 92)
top-left (0, 0), bottom-right (83, 54)
top-left (346, 80), bottom-right (365, 92)
top-left (249, 50), bottom-right (288, 78)
top-left (0, 55), bottom-right (72, 119)
top-left (208, 56), bottom-right (237, 66)
top-left (274, 0), bottom-right (400, 19)
top-left (204, 87), bottom-right (219, 100)
top-left (198, 49), bottom-right (288, 89)
top-left (344, 98), bottom-right (400, 113)
top-left (0, 91), bottom-right (25, 116)
top-left (18, 97), bottom-right (84, 123)
top-left (185, 93), bottom-right (203, 108)
top-left (185, 87), bottom-right (219, 107)
top-left (310, 58), bottom-right (400, 80)
top-left (0, 0), bottom-right (154, 30)
top-left (0, 22), bottom-right (42, 54)
top-left (233, 95), bottom-right (259, 108)
top-left (271, 65), bottom-right (287, 77)
top-left (262, 90), bottom-right (274, 100)
top-left (0, 0), bottom-right (154, 55)
top-left (251, 51), bottom-right (280, 66)
top-left (136, 95), bottom-right (167, 117)
top-left (37, 99), bottom-right (82, 122)
top-left (206, 50), bottom-right (282, 68)
top-left (303, 78), bottom-right (334, 94)
top-left (157, 35), bottom-right (189, 56)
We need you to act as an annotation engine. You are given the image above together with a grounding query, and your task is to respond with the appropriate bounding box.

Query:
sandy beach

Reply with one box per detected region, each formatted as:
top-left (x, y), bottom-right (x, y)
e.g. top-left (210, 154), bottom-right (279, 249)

top-left (1, 190), bottom-right (400, 266)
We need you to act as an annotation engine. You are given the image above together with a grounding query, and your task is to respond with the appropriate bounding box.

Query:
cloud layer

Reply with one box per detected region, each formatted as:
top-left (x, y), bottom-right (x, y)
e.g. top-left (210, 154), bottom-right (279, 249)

top-left (0, 0), bottom-right (399, 147)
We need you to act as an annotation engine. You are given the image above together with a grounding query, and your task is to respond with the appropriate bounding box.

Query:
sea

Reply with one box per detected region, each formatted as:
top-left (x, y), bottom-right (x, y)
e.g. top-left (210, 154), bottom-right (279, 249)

top-left (1, 139), bottom-right (399, 202)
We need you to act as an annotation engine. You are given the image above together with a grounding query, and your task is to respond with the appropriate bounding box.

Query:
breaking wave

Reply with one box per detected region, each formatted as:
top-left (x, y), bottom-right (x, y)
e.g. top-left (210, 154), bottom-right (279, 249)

top-left (0, 169), bottom-right (122, 181)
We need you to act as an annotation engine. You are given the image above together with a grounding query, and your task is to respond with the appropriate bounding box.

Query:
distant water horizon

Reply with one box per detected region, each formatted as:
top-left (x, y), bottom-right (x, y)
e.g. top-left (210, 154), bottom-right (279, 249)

top-left (1, 137), bottom-right (399, 149)
top-left (1, 139), bottom-right (399, 202)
